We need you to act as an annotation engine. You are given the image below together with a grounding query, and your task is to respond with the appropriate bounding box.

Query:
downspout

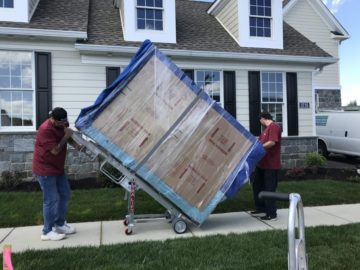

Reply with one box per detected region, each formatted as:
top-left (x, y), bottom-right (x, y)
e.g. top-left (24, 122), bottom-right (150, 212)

top-left (312, 70), bottom-right (317, 136)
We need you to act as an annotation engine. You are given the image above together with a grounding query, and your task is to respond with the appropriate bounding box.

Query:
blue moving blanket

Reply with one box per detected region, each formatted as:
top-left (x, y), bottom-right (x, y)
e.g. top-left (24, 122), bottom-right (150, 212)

top-left (76, 40), bottom-right (265, 225)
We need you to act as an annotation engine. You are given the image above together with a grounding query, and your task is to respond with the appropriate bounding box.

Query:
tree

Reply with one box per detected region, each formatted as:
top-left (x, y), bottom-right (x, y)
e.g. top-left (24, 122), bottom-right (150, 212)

top-left (347, 100), bottom-right (358, 107)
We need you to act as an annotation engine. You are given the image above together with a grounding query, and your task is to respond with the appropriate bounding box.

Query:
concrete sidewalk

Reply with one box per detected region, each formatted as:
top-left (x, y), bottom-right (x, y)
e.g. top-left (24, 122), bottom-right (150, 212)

top-left (1, 204), bottom-right (359, 253)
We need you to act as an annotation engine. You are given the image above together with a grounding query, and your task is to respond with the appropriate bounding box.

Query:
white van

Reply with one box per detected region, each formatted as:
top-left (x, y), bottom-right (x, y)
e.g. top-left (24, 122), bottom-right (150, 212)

top-left (316, 111), bottom-right (360, 158)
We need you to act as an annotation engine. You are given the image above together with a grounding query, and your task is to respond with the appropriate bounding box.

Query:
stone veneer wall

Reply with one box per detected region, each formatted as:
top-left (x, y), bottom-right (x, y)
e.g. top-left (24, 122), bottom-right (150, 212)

top-left (0, 134), bottom-right (317, 181)
top-left (0, 133), bottom-right (98, 181)
top-left (281, 136), bottom-right (318, 168)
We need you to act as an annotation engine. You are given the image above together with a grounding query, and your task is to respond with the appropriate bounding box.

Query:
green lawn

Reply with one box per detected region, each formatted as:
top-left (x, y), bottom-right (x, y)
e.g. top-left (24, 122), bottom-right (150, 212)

top-left (0, 179), bottom-right (359, 228)
top-left (11, 223), bottom-right (360, 270)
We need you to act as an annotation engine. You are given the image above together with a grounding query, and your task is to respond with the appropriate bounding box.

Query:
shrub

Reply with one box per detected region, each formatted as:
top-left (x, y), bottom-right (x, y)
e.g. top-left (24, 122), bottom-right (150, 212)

top-left (347, 175), bottom-right (360, 184)
top-left (0, 171), bottom-right (23, 190)
top-left (304, 152), bottom-right (326, 168)
top-left (285, 167), bottom-right (306, 179)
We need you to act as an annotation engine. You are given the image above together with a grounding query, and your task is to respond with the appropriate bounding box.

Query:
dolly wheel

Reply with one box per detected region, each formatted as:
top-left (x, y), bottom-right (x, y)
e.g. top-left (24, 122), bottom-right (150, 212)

top-left (172, 218), bottom-right (187, 234)
top-left (165, 210), bottom-right (172, 220)
top-left (123, 219), bottom-right (129, 226)
top-left (125, 228), bottom-right (133, 235)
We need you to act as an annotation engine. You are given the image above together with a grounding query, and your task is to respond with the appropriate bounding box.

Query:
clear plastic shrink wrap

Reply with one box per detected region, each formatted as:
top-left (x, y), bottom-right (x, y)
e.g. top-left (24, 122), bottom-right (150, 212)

top-left (75, 40), bottom-right (265, 225)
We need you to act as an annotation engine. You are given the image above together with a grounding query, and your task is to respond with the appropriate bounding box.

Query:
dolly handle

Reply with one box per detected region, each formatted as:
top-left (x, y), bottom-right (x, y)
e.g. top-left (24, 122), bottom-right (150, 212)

top-left (259, 191), bottom-right (290, 202)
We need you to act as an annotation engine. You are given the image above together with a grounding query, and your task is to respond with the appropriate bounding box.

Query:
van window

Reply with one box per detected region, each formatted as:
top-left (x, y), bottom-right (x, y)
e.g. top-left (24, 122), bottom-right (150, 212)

top-left (316, 115), bottom-right (328, 126)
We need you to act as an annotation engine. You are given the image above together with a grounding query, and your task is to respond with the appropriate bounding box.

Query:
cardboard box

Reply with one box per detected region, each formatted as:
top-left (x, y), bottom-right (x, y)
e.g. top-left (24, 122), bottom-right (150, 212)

top-left (140, 98), bottom-right (253, 210)
top-left (76, 41), bottom-right (263, 224)
top-left (92, 56), bottom-right (197, 167)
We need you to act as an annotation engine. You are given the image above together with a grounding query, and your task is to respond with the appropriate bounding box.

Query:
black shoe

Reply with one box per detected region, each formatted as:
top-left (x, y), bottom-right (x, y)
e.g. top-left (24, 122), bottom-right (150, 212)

top-left (250, 210), bottom-right (265, 216)
top-left (260, 215), bottom-right (277, 221)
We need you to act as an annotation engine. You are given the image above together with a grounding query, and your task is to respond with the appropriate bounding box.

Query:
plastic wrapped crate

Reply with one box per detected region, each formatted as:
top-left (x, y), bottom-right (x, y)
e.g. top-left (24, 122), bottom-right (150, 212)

top-left (76, 40), bottom-right (265, 224)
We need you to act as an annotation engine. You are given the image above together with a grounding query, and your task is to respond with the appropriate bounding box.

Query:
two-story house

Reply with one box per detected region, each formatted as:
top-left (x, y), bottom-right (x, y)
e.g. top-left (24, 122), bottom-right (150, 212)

top-left (0, 0), bottom-right (348, 180)
top-left (283, 0), bottom-right (349, 111)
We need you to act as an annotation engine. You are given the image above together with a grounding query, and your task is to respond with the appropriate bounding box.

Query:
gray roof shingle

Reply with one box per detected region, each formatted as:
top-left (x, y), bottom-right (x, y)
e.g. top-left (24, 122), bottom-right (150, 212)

top-left (0, 0), bottom-right (331, 58)
top-left (83, 0), bottom-right (330, 57)
top-left (0, 0), bottom-right (89, 32)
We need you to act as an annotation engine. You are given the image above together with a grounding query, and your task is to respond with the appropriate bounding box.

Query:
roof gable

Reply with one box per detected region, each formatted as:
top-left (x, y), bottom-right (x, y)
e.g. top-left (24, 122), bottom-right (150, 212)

top-left (283, 0), bottom-right (349, 39)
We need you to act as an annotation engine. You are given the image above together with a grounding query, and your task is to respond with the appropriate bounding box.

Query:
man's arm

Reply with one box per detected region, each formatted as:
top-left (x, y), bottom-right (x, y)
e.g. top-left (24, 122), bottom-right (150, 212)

top-left (263, 123), bottom-right (281, 150)
top-left (68, 137), bottom-right (84, 151)
top-left (263, 140), bottom-right (275, 149)
top-left (50, 127), bottom-right (73, 155)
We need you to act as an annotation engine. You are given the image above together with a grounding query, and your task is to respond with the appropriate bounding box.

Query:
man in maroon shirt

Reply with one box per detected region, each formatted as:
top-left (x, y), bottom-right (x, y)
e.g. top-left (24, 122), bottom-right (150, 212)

top-left (33, 107), bottom-right (81, 241)
top-left (251, 112), bottom-right (282, 221)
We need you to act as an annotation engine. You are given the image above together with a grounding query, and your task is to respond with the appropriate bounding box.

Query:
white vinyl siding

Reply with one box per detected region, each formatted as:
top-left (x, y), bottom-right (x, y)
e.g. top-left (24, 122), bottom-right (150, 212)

top-left (284, 0), bottom-right (340, 87)
top-left (176, 57), bottom-right (316, 135)
top-left (235, 70), bottom-right (249, 129)
top-left (51, 54), bottom-right (316, 136)
top-left (215, 0), bottom-right (239, 41)
top-left (0, 40), bottom-right (315, 136)
top-left (236, 69), bottom-right (313, 136)
top-left (297, 71), bottom-right (313, 136)
top-left (51, 50), bottom-right (106, 125)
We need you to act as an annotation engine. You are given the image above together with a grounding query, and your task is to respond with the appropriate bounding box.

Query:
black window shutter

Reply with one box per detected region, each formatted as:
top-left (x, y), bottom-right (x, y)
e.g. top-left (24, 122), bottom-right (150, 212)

top-left (182, 69), bottom-right (194, 81)
top-left (223, 71), bottom-right (236, 118)
top-left (248, 71), bottom-right (261, 136)
top-left (35, 52), bottom-right (52, 129)
top-left (106, 67), bottom-right (120, 87)
top-left (286, 72), bottom-right (299, 136)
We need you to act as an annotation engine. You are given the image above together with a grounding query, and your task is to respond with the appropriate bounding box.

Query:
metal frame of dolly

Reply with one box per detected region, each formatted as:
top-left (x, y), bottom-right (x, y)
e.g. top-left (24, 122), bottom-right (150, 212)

top-left (259, 191), bottom-right (308, 270)
top-left (71, 132), bottom-right (194, 234)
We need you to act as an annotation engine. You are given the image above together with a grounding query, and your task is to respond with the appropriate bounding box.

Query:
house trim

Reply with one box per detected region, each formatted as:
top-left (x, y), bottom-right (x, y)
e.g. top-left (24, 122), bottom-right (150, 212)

top-left (207, 0), bottom-right (231, 15)
top-left (314, 85), bottom-right (342, 90)
top-left (74, 43), bottom-right (337, 67)
top-left (28, 0), bottom-right (40, 22)
top-left (0, 27), bottom-right (87, 40)
top-left (238, 0), bottom-right (283, 49)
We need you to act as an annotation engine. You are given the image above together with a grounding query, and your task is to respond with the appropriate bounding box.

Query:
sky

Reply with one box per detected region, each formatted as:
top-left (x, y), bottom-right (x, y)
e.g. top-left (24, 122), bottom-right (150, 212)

top-left (321, 0), bottom-right (360, 105)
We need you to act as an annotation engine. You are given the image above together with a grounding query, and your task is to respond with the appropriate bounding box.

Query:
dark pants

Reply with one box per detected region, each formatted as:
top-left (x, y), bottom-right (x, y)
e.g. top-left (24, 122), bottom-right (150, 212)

top-left (252, 168), bottom-right (278, 217)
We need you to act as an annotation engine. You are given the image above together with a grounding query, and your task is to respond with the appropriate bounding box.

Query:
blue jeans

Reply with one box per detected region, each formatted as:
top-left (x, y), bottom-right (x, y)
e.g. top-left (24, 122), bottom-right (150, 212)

top-left (36, 175), bottom-right (71, 234)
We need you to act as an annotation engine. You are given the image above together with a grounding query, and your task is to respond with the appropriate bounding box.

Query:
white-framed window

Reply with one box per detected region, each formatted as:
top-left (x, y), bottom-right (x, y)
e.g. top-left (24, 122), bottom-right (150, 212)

top-left (136, 0), bottom-right (163, 31)
top-left (195, 70), bottom-right (223, 107)
top-left (261, 71), bottom-right (287, 133)
top-left (0, 0), bottom-right (13, 8)
top-left (0, 51), bottom-right (35, 131)
top-left (249, 0), bottom-right (272, 37)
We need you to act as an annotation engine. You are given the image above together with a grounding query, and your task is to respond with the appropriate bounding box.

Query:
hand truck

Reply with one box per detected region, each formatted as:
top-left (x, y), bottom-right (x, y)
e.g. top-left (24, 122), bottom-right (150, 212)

top-left (71, 132), bottom-right (191, 235)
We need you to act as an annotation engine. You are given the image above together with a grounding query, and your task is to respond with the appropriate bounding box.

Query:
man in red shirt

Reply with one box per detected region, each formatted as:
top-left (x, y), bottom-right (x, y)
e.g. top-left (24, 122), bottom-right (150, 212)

top-left (33, 107), bottom-right (81, 241)
top-left (251, 112), bottom-right (282, 221)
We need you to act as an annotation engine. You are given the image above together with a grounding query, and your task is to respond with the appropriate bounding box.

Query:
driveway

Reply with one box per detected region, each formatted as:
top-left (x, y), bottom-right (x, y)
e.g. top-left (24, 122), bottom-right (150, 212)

top-left (326, 154), bottom-right (360, 169)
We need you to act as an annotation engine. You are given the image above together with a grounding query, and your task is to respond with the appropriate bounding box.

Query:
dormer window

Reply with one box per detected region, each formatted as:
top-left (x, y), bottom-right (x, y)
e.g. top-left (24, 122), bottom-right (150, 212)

top-left (121, 0), bottom-right (176, 43)
top-left (136, 0), bottom-right (163, 31)
top-left (249, 0), bottom-right (272, 37)
top-left (0, 0), bottom-right (14, 8)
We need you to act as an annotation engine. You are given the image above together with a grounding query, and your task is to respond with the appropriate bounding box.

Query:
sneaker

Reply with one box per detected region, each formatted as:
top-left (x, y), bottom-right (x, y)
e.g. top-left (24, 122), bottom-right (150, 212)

top-left (250, 210), bottom-right (265, 216)
top-left (53, 222), bottom-right (76, 235)
top-left (41, 231), bottom-right (66, 241)
top-left (260, 215), bottom-right (277, 221)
